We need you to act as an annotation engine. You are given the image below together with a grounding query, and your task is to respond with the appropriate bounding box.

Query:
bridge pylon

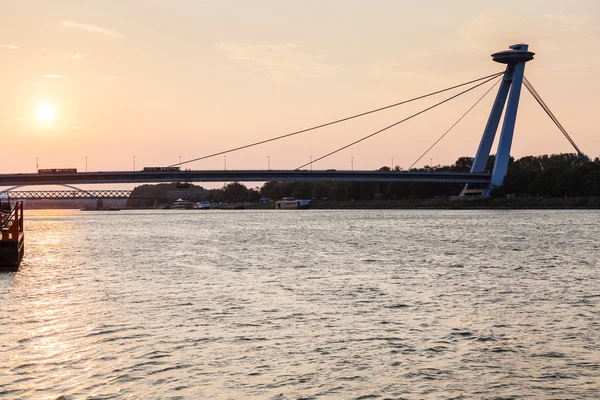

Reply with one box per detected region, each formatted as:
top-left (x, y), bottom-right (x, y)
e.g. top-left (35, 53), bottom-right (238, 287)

top-left (470, 44), bottom-right (534, 192)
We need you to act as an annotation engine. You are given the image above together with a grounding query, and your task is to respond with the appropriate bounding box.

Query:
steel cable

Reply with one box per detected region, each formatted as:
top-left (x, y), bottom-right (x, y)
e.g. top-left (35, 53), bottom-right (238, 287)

top-left (408, 76), bottom-right (502, 170)
top-left (169, 71), bottom-right (505, 168)
top-left (297, 73), bottom-right (503, 170)
top-left (523, 76), bottom-right (584, 157)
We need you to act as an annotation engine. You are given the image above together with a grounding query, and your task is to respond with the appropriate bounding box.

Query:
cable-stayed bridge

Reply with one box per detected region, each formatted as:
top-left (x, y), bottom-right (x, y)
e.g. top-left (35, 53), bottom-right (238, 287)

top-left (1, 170), bottom-right (491, 200)
top-left (0, 169), bottom-right (492, 187)
top-left (0, 44), bottom-right (586, 200)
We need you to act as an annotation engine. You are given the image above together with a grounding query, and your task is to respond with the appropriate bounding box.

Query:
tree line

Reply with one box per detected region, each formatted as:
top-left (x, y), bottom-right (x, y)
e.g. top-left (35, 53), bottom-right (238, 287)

top-left (259, 153), bottom-right (600, 200)
top-left (127, 153), bottom-right (600, 207)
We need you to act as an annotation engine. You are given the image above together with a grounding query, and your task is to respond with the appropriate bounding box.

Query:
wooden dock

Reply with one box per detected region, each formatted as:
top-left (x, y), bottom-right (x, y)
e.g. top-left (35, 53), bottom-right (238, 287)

top-left (0, 201), bottom-right (24, 272)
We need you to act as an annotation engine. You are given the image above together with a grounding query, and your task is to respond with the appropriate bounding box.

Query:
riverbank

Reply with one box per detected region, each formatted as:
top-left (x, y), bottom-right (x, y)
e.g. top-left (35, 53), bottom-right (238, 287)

top-left (247, 197), bottom-right (600, 210)
top-left (20, 197), bottom-right (600, 210)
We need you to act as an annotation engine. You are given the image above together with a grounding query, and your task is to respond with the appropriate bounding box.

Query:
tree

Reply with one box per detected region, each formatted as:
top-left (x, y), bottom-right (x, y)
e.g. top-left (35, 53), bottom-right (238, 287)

top-left (312, 182), bottom-right (329, 199)
top-left (451, 157), bottom-right (473, 171)
top-left (223, 182), bottom-right (249, 202)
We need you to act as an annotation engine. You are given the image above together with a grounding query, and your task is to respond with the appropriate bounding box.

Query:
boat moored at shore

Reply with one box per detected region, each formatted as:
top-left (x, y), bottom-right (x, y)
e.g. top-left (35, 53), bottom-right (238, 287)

top-left (172, 198), bottom-right (194, 209)
top-left (276, 197), bottom-right (311, 209)
top-left (194, 201), bottom-right (211, 209)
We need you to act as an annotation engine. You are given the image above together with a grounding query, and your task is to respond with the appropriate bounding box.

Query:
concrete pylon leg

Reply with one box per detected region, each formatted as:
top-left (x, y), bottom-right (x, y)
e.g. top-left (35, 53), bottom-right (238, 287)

top-left (461, 44), bottom-right (534, 197)
top-left (490, 61), bottom-right (526, 188)
top-left (470, 72), bottom-right (512, 173)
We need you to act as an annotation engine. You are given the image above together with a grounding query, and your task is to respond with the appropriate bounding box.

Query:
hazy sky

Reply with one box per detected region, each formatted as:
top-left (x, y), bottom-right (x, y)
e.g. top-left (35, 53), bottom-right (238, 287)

top-left (1, 0), bottom-right (599, 173)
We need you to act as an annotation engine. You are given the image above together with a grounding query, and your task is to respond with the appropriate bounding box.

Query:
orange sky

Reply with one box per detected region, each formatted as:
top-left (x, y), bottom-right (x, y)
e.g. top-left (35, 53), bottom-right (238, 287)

top-left (1, 0), bottom-right (599, 175)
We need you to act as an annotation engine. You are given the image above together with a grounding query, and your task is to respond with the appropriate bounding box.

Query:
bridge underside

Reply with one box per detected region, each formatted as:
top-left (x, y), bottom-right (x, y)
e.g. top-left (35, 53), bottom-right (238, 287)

top-left (0, 170), bottom-right (491, 187)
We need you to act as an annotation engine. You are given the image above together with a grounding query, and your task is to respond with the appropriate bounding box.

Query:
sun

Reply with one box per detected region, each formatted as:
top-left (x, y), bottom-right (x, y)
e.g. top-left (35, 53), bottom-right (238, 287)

top-left (36, 103), bottom-right (56, 122)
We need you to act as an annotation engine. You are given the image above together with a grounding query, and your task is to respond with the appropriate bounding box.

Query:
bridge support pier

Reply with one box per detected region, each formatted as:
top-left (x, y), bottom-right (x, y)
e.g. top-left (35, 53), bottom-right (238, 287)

top-left (468, 44), bottom-right (534, 195)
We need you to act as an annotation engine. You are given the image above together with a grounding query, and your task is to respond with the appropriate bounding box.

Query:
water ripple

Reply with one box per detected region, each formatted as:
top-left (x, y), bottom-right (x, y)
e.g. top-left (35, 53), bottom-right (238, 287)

top-left (0, 209), bottom-right (599, 398)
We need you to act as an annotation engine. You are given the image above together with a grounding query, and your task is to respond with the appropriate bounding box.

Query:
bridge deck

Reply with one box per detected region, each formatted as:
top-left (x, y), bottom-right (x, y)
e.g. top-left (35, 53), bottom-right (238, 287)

top-left (0, 170), bottom-right (491, 186)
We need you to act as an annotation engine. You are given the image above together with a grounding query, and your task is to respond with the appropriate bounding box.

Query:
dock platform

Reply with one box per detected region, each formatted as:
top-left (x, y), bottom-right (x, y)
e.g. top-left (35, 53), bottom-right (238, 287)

top-left (0, 201), bottom-right (24, 272)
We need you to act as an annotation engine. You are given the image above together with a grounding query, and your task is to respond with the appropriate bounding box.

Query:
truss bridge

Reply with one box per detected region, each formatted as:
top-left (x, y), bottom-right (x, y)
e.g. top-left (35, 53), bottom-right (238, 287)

top-left (6, 190), bottom-right (133, 200)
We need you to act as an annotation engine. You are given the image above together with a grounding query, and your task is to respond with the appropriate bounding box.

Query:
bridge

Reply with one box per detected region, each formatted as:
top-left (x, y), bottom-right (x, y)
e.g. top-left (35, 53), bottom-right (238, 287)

top-left (4, 190), bottom-right (133, 200)
top-left (0, 44), bottom-right (585, 199)
top-left (0, 169), bottom-right (491, 187)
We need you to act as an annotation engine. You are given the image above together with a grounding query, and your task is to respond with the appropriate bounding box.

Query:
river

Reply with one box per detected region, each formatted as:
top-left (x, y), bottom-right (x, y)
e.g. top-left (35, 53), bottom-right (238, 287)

top-left (1, 209), bottom-right (599, 399)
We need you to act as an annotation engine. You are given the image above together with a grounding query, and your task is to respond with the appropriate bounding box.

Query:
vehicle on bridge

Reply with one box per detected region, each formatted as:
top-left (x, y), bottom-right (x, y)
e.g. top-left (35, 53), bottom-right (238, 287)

top-left (142, 166), bottom-right (181, 172)
top-left (37, 168), bottom-right (77, 174)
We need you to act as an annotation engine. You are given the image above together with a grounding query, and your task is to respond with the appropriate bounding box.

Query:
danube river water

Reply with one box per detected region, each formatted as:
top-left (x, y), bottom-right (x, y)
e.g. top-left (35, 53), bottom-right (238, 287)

top-left (1, 209), bottom-right (599, 399)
